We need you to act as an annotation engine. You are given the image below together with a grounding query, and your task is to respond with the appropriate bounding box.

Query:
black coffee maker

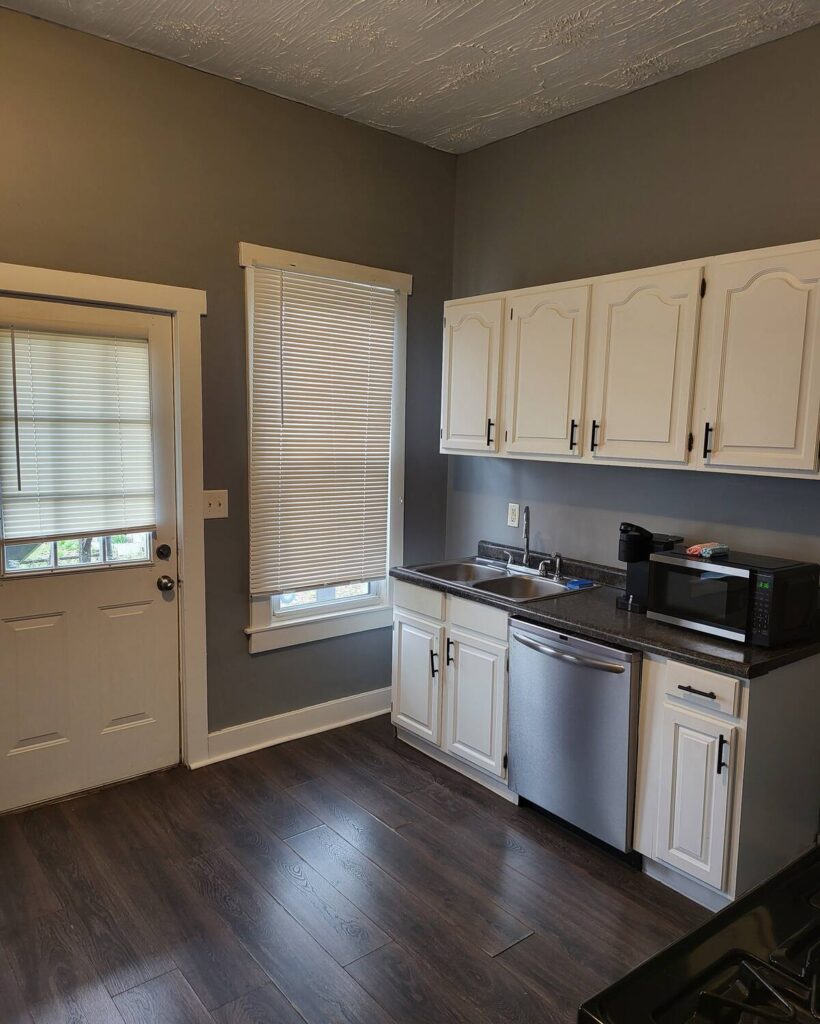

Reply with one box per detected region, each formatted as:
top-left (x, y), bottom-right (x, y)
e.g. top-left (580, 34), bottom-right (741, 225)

top-left (616, 522), bottom-right (683, 613)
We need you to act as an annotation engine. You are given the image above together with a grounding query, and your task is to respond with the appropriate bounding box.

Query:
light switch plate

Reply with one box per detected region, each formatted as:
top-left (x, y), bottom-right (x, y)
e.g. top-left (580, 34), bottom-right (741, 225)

top-left (204, 489), bottom-right (229, 519)
top-left (507, 502), bottom-right (520, 528)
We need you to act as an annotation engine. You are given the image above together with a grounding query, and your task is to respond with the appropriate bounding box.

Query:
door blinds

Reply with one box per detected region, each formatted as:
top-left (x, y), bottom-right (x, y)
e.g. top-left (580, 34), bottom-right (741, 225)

top-left (249, 267), bottom-right (396, 596)
top-left (0, 327), bottom-right (156, 543)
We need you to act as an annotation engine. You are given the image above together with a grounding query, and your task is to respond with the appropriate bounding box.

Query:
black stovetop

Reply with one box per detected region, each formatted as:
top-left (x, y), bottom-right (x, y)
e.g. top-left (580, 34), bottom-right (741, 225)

top-left (579, 846), bottom-right (820, 1023)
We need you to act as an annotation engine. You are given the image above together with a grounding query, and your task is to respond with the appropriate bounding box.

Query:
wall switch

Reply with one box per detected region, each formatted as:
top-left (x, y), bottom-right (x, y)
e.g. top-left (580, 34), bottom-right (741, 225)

top-left (204, 489), bottom-right (229, 519)
top-left (507, 503), bottom-right (520, 528)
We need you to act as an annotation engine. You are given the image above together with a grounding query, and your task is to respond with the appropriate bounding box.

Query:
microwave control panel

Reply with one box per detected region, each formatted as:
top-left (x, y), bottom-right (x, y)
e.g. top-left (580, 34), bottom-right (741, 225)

top-left (751, 575), bottom-right (773, 637)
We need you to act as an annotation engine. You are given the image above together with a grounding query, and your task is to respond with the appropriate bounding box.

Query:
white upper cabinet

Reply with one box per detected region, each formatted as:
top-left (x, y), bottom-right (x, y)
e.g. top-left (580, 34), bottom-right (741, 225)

top-left (503, 285), bottom-right (590, 457)
top-left (586, 266), bottom-right (703, 464)
top-left (440, 297), bottom-right (504, 454)
top-left (698, 243), bottom-right (820, 474)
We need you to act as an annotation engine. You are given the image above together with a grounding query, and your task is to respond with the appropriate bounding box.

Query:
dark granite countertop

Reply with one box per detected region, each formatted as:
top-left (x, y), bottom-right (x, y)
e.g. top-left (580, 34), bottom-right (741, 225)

top-left (391, 546), bottom-right (820, 679)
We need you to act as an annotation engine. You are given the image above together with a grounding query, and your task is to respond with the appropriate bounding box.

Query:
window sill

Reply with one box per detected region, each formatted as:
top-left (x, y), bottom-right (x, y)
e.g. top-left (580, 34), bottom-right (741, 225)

top-left (246, 602), bottom-right (393, 653)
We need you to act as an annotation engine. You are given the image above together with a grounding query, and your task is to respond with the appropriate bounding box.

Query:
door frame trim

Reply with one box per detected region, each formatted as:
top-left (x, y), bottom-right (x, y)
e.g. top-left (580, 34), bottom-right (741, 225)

top-left (0, 261), bottom-right (209, 768)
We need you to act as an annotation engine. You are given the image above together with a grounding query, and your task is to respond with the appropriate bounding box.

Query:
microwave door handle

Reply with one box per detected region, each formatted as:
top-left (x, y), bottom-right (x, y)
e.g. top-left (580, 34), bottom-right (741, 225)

top-left (511, 633), bottom-right (626, 674)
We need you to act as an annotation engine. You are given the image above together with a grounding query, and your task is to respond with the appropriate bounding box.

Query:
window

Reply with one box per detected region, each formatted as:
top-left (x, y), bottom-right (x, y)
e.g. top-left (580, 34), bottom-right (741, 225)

top-left (241, 244), bottom-right (411, 652)
top-left (0, 325), bottom-right (156, 574)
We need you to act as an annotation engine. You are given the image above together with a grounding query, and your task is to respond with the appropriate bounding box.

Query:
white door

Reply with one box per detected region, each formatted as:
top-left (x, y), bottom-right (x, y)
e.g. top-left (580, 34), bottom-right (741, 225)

top-left (656, 704), bottom-right (734, 890)
top-left (503, 285), bottom-right (590, 457)
top-left (586, 267), bottom-right (703, 463)
top-left (392, 610), bottom-right (444, 745)
top-left (440, 298), bottom-right (504, 453)
top-left (443, 627), bottom-right (507, 777)
top-left (699, 244), bottom-right (820, 473)
top-left (0, 298), bottom-right (180, 813)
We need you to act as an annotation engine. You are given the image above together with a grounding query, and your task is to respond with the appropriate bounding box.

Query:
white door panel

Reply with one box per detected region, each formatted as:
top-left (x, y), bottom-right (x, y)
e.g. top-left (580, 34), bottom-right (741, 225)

top-left (504, 285), bottom-right (589, 457)
top-left (441, 298), bottom-right (503, 453)
top-left (587, 267), bottom-right (702, 463)
top-left (0, 298), bottom-right (179, 812)
top-left (444, 628), bottom-right (507, 777)
top-left (656, 704), bottom-right (734, 890)
top-left (392, 610), bottom-right (443, 745)
top-left (701, 246), bottom-right (820, 472)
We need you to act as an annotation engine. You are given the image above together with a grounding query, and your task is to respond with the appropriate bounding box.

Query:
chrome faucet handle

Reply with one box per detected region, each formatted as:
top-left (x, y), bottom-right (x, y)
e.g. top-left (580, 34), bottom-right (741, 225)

top-left (502, 549), bottom-right (514, 568)
top-left (537, 559), bottom-right (551, 577)
top-left (551, 552), bottom-right (563, 580)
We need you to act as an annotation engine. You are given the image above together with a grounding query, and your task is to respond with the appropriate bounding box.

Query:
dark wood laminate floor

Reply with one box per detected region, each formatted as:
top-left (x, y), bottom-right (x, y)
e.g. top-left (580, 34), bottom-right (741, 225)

top-left (0, 715), bottom-right (710, 1023)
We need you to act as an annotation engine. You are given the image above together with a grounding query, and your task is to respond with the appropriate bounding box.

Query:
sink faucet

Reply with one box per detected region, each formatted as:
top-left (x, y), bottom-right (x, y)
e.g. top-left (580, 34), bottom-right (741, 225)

top-left (537, 552), bottom-right (563, 580)
top-left (522, 505), bottom-right (530, 567)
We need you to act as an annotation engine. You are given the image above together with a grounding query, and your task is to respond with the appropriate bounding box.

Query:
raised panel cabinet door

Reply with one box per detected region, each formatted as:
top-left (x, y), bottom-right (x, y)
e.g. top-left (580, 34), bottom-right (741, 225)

top-left (443, 628), bottom-right (507, 777)
top-left (440, 297), bottom-right (504, 453)
top-left (503, 285), bottom-right (590, 457)
top-left (392, 610), bottom-right (444, 746)
top-left (656, 704), bottom-right (735, 890)
top-left (700, 246), bottom-right (820, 472)
top-left (586, 266), bottom-right (703, 463)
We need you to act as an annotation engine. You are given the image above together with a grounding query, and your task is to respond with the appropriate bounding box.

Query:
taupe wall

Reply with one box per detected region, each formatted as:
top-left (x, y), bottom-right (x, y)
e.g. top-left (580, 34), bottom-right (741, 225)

top-left (447, 25), bottom-right (820, 570)
top-left (0, 9), bottom-right (455, 730)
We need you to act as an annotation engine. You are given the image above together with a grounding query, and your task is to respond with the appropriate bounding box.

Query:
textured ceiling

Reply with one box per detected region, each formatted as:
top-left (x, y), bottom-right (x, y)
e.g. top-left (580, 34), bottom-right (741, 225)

top-left (7, 0), bottom-right (820, 152)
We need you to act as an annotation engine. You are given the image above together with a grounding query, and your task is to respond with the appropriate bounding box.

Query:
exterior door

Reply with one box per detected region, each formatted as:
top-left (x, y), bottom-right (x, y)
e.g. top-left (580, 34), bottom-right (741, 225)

top-left (443, 628), bottom-right (507, 777)
top-left (0, 298), bottom-right (180, 813)
top-left (656, 704), bottom-right (734, 889)
top-left (586, 267), bottom-right (703, 463)
top-left (440, 298), bottom-right (504, 453)
top-left (391, 610), bottom-right (444, 745)
top-left (503, 285), bottom-right (590, 457)
top-left (699, 244), bottom-right (820, 473)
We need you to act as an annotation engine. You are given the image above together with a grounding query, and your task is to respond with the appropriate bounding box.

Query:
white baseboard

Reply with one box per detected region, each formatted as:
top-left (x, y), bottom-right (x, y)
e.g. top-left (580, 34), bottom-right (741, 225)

top-left (192, 687), bottom-right (391, 768)
top-left (643, 857), bottom-right (732, 912)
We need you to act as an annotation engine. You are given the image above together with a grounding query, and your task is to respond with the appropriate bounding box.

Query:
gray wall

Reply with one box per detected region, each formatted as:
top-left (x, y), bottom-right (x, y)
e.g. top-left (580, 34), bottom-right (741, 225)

top-left (447, 25), bottom-right (820, 570)
top-left (0, 9), bottom-right (455, 730)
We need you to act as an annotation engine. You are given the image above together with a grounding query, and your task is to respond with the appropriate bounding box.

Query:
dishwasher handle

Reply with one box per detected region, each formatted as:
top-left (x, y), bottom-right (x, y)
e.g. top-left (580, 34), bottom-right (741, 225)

top-left (511, 632), bottom-right (626, 674)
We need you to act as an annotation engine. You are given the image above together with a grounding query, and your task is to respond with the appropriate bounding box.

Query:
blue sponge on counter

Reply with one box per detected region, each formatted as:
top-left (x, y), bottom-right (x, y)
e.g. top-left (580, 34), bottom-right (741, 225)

top-left (566, 579), bottom-right (595, 589)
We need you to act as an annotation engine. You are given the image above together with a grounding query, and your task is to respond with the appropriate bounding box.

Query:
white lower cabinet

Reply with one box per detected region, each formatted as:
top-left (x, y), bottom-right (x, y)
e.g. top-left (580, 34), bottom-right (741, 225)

top-left (635, 652), bottom-right (820, 908)
top-left (444, 627), bottom-right (507, 776)
top-left (392, 610), bottom-right (445, 745)
top-left (392, 583), bottom-right (508, 781)
top-left (656, 705), bottom-right (735, 890)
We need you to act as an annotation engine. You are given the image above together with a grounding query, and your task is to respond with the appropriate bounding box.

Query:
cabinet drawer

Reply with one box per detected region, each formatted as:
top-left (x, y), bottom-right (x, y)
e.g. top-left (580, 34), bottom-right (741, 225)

top-left (393, 580), bottom-right (445, 621)
top-left (663, 661), bottom-right (740, 717)
top-left (446, 595), bottom-right (508, 641)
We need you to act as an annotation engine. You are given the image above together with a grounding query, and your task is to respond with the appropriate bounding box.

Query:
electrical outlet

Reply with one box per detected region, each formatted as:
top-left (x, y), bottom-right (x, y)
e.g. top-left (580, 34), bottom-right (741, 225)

top-left (204, 489), bottom-right (229, 519)
top-left (507, 503), bottom-right (520, 528)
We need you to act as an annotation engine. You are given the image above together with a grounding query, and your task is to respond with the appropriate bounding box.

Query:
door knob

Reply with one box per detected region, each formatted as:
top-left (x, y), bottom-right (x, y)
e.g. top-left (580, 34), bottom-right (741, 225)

top-left (157, 575), bottom-right (176, 592)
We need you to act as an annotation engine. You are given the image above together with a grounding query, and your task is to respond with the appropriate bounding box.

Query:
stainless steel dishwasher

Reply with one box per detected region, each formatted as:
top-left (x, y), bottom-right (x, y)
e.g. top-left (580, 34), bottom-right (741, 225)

top-left (508, 619), bottom-right (642, 852)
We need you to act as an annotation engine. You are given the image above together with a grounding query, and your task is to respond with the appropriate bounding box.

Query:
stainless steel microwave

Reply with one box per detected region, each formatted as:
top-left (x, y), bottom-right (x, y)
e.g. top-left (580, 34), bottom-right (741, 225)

top-left (647, 550), bottom-right (819, 646)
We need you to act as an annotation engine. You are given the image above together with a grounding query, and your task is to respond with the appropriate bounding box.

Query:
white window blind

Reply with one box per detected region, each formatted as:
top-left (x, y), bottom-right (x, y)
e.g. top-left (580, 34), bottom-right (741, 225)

top-left (0, 327), bottom-right (156, 544)
top-left (249, 266), bottom-right (396, 597)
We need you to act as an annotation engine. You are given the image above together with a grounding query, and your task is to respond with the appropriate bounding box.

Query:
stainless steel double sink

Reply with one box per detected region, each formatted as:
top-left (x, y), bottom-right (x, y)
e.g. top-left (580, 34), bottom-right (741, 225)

top-left (411, 559), bottom-right (594, 603)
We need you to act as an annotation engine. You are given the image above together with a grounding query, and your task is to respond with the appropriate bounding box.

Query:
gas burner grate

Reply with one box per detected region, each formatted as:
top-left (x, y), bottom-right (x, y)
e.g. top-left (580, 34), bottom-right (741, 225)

top-left (692, 960), bottom-right (799, 1022)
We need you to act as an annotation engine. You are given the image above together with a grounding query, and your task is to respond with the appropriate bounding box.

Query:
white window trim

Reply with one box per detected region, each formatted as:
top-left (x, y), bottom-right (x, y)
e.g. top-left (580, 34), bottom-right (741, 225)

top-left (241, 243), bottom-right (409, 654)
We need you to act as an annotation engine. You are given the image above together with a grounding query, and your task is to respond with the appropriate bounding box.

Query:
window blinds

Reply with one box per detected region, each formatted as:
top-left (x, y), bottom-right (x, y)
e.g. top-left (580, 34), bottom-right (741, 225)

top-left (249, 267), bottom-right (396, 596)
top-left (0, 327), bottom-right (156, 543)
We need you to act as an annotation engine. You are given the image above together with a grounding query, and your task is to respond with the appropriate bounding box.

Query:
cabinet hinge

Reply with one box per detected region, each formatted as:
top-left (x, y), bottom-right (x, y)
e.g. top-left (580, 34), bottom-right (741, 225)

top-left (503, 753), bottom-right (508, 770)
top-left (687, 431), bottom-right (694, 452)
top-left (700, 278), bottom-right (707, 298)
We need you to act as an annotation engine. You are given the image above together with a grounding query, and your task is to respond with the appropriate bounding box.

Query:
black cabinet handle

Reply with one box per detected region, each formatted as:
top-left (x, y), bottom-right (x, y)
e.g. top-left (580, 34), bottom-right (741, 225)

top-left (446, 638), bottom-right (455, 665)
top-left (430, 650), bottom-right (439, 678)
top-left (569, 419), bottom-right (578, 451)
top-left (703, 422), bottom-right (713, 460)
top-left (590, 419), bottom-right (600, 452)
top-left (717, 733), bottom-right (728, 775)
top-left (486, 418), bottom-right (495, 446)
top-left (678, 684), bottom-right (717, 700)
